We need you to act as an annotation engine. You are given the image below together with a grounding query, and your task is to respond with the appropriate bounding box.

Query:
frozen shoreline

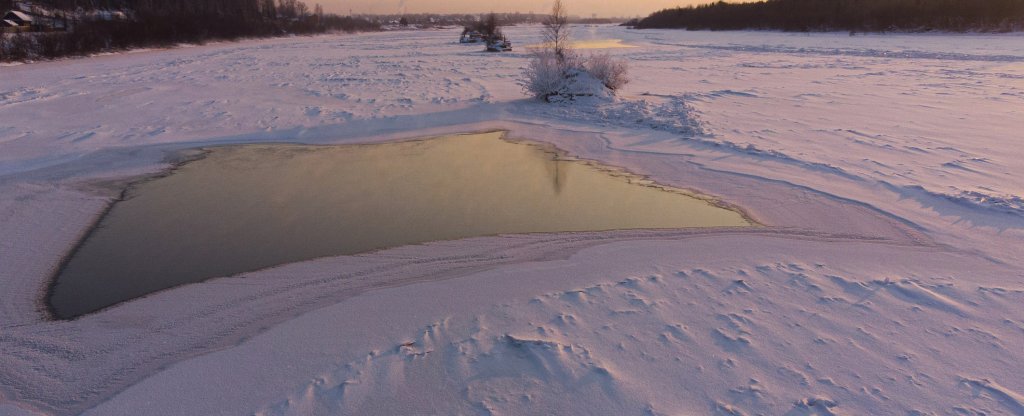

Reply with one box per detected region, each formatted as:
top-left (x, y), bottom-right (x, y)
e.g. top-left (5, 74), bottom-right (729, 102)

top-left (2, 26), bottom-right (1023, 415)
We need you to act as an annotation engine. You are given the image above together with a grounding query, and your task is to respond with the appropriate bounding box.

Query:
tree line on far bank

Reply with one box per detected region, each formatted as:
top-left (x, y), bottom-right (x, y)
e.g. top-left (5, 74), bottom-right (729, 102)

top-left (635, 0), bottom-right (1024, 32)
top-left (1, 0), bottom-right (379, 62)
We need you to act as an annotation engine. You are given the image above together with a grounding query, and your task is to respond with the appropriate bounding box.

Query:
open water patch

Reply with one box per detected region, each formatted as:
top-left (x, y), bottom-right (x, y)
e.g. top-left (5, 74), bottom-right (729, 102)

top-left (48, 131), bottom-right (751, 319)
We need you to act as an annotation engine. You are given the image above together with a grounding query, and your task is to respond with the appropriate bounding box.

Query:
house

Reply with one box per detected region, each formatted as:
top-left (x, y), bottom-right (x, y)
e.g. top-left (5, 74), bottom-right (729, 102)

top-left (1, 10), bottom-right (32, 32)
top-left (3, 10), bottom-right (33, 27)
top-left (2, 8), bottom-right (68, 32)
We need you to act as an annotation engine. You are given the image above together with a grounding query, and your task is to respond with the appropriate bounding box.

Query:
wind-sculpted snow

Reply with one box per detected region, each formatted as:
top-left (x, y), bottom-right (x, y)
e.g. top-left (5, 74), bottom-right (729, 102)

top-left (248, 246), bottom-right (1023, 415)
top-left (959, 377), bottom-right (1024, 415)
top-left (947, 191), bottom-right (1024, 218)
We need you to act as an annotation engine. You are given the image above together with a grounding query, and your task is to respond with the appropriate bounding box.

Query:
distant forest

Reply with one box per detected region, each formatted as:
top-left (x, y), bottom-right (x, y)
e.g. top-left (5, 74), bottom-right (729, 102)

top-left (1, 0), bottom-right (379, 61)
top-left (636, 0), bottom-right (1024, 32)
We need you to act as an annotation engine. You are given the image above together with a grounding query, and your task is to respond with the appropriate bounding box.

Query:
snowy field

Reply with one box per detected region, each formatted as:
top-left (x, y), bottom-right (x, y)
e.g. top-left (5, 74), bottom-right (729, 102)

top-left (1, 25), bottom-right (1023, 415)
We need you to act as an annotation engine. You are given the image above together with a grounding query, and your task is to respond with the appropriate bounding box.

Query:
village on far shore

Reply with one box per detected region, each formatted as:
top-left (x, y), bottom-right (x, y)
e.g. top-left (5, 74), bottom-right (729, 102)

top-left (2, 1), bottom-right (128, 33)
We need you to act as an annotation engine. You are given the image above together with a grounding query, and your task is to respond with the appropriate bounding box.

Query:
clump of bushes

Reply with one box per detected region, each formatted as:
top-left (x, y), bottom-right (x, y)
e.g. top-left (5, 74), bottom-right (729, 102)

top-left (524, 51), bottom-right (628, 102)
top-left (523, 0), bottom-right (629, 102)
top-left (583, 52), bottom-right (629, 91)
top-left (1, 34), bottom-right (34, 62)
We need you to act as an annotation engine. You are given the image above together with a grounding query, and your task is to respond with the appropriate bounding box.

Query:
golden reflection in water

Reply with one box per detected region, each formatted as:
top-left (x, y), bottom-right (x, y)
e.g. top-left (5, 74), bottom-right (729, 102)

top-left (524, 39), bottom-right (636, 50)
top-left (50, 132), bottom-right (749, 318)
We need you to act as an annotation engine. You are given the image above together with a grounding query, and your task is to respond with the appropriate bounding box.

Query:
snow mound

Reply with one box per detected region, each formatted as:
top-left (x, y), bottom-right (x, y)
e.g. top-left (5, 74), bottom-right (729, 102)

top-left (519, 94), bottom-right (705, 137)
top-left (544, 68), bottom-right (614, 102)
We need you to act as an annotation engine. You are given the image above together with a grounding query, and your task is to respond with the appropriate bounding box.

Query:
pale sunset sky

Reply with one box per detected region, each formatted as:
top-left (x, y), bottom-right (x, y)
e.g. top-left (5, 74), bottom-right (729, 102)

top-left (323, 0), bottom-right (740, 18)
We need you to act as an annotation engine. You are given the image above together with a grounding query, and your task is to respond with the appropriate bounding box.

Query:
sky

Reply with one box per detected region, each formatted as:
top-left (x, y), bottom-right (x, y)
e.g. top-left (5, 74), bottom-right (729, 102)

top-left (321, 0), bottom-right (729, 18)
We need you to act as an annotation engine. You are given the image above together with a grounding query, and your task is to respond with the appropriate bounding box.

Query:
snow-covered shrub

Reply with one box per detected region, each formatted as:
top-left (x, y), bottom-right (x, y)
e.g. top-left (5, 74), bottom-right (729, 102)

top-left (524, 50), bottom-right (572, 101)
top-left (523, 50), bottom-right (628, 102)
top-left (584, 52), bottom-right (629, 91)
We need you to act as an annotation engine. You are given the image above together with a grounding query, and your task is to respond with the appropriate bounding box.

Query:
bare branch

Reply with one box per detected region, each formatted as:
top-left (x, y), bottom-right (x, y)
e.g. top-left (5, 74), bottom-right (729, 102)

top-left (543, 0), bottom-right (571, 59)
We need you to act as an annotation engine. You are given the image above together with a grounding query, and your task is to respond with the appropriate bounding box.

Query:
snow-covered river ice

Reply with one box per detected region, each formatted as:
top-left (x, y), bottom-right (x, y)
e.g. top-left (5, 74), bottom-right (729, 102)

top-left (1, 25), bottom-right (1023, 416)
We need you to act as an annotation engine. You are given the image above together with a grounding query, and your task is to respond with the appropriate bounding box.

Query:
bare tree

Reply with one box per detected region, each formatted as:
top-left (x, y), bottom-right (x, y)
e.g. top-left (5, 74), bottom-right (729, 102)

top-left (260, 0), bottom-right (277, 20)
top-left (480, 12), bottom-right (501, 39)
top-left (543, 0), bottom-right (570, 59)
top-left (525, 0), bottom-right (629, 101)
top-left (277, 0), bottom-right (297, 18)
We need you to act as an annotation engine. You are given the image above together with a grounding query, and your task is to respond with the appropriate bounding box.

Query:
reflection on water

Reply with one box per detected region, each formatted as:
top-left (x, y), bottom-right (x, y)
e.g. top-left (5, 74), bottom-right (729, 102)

top-left (524, 39), bottom-right (635, 50)
top-left (49, 132), bottom-right (750, 318)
